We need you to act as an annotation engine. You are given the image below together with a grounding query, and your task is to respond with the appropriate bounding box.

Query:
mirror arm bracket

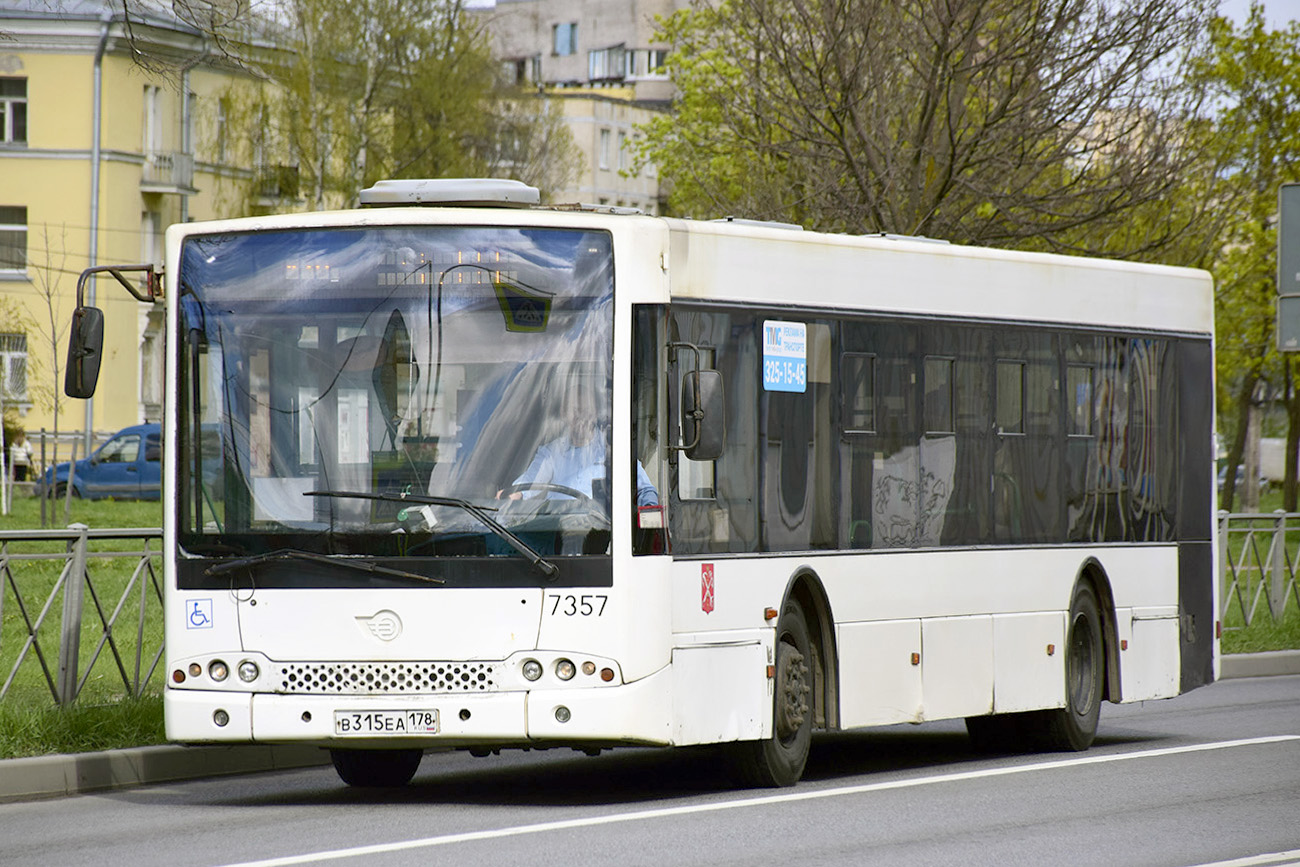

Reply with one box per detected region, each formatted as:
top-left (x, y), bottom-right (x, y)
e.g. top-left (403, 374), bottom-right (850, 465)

top-left (667, 341), bottom-right (703, 453)
top-left (76, 264), bottom-right (162, 307)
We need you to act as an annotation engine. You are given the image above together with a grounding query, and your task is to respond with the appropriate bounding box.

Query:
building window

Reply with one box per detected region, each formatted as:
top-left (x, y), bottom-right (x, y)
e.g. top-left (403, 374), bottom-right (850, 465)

top-left (589, 45), bottom-right (626, 81)
top-left (626, 49), bottom-right (669, 78)
top-left (0, 205), bottom-right (25, 273)
top-left (142, 210), bottom-right (162, 265)
top-left (599, 128), bottom-right (611, 170)
top-left (143, 84), bottom-right (162, 154)
top-left (0, 78), bottom-right (26, 144)
top-left (552, 22), bottom-right (577, 56)
top-left (0, 332), bottom-right (27, 402)
top-left (617, 131), bottom-right (628, 171)
top-left (216, 97), bottom-right (229, 164)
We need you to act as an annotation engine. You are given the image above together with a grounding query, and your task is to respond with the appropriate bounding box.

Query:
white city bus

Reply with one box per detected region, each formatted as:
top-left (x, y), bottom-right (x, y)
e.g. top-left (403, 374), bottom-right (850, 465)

top-left (66, 179), bottom-right (1217, 788)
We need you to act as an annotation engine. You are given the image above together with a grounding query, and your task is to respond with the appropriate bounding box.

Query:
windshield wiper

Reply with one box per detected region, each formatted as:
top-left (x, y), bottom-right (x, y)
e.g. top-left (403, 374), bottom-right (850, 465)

top-left (204, 548), bottom-right (444, 585)
top-left (306, 490), bottom-right (560, 580)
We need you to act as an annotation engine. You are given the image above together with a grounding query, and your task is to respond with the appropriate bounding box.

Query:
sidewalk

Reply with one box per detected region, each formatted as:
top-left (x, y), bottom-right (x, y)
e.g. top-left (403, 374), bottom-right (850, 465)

top-left (2, 651), bottom-right (1298, 803)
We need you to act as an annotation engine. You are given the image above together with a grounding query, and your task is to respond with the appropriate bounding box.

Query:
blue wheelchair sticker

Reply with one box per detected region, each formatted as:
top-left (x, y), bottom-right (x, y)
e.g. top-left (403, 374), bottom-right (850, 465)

top-left (187, 599), bottom-right (213, 629)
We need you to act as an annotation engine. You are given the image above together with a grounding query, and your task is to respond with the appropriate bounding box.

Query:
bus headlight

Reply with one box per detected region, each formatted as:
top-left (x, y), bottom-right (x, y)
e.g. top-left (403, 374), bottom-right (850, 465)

top-left (237, 661), bottom-right (260, 683)
top-left (555, 659), bottom-right (576, 681)
top-left (208, 660), bottom-right (229, 682)
top-left (521, 659), bottom-right (543, 681)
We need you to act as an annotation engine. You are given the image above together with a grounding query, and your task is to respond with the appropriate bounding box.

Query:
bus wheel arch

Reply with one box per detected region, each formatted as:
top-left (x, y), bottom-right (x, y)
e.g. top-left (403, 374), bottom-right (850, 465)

top-left (1077, 558), bottom-right (1121, 704)
top-left (784, 569), bottom-right (839, 731)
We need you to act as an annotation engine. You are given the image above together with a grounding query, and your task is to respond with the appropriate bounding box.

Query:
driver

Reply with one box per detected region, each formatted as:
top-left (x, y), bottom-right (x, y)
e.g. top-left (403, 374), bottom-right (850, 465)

top-left (500, 398), bottom-right (658, 507)
top-left (504, 409), bottom-right (606, 501)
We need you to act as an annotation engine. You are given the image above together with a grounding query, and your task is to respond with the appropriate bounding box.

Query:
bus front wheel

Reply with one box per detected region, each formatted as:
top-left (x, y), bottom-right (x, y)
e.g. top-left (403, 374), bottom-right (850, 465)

top-left (330, 747), bottom-right (423, 787)
top-left (729, 598), bottom-right (813, 787)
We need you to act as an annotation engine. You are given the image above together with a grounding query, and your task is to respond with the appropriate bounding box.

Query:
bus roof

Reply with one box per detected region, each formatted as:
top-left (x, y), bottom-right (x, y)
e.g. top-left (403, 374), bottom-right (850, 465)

top-left (166, 200), bottom-right (1213, 337)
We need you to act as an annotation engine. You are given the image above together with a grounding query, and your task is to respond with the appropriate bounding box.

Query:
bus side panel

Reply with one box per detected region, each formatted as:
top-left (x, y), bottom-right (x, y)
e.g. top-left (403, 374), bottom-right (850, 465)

top-left (920, 615), bottom-right (994, 721)
top-left (991, 611), bottom-right (1067, 713)
top-left (670, 642), bottom-right (769, 744)
top-left (1116, 607), bottom-right (1181, 701)
top-left (836, 619), bottom-right (922, 727)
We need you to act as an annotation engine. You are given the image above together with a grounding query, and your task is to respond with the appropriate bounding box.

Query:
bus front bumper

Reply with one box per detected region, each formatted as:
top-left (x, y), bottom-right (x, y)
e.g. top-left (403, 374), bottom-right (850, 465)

top-left (165, 665), bottom-right (674, 749)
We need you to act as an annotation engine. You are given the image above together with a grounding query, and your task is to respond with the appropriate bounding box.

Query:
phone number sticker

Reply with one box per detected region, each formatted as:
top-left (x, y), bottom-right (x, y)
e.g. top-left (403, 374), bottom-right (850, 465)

top-left (763, 320), bottom-right (807, 393)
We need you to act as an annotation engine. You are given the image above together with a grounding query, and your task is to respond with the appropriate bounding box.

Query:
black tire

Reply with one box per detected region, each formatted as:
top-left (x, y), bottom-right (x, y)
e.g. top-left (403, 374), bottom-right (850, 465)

top-left (965, 712), bottom-right (1032, 753)
top-left (46, 482), bottom-right (71, 499)
top-left (1032, 582), bottom-right (1104, 751)
top-left (329, 748), bottom-right (423, 787)
top-left (729, 598), bottom-right (813, 787)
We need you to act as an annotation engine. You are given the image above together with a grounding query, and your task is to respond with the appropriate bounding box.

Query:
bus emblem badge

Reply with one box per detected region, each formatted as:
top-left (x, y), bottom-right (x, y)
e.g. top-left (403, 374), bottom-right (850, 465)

top-left (357, 610), bottom-right (403, 641)
top-left (701, 564), bottom-right (715, 614)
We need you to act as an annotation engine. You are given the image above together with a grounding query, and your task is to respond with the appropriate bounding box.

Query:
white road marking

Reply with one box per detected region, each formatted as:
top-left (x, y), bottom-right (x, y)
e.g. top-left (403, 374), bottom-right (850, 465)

top-left (1183, 852), bottom-right (1300, 867)
top-left (216, 735), bottom-right (1300, 867)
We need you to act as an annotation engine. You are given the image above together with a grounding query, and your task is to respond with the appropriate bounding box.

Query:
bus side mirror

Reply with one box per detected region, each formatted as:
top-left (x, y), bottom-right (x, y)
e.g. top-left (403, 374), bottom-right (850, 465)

top-left (681, 369), bottom-right (725, 461)
top-left (64, 305), bottom-right (105, 399)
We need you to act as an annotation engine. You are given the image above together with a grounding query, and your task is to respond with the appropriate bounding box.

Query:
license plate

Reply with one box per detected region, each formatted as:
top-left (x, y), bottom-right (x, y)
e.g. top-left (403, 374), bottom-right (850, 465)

top-left (333, 709), bottom-right (439, 736)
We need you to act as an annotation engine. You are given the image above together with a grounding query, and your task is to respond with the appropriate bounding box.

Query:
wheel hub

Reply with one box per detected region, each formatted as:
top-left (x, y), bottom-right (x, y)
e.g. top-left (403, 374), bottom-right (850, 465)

top-left (776, 642), bottom-right (810, 742)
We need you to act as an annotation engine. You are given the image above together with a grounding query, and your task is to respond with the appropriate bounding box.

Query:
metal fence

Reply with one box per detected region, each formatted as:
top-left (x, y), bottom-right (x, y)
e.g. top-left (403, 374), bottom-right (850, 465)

top-left (1219, 511), bottom-right (1300, 629)
top-left (1, 516), bottom-right (1297, 708)
top-left (0, 526), bottom-right (163, 706)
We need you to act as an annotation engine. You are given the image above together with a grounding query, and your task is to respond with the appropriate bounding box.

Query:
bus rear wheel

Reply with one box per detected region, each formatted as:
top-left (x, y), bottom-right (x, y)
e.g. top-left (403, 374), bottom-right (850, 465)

top-left (329, 747), bottom-right (423, 787)
top-left (1032, 582), bottom-right (1104, 751)
top-left (729, 598), bottom-right (813, 787)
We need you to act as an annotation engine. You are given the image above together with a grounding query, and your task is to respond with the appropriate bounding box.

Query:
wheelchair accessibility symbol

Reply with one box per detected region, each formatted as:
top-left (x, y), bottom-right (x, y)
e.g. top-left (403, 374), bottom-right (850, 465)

top-left (187, 599), bottom-right (213, 629)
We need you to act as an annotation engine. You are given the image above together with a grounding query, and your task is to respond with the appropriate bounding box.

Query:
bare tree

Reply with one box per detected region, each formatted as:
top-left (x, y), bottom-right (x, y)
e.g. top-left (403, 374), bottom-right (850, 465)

top-left (642, 0), bottom-right (1219, 256)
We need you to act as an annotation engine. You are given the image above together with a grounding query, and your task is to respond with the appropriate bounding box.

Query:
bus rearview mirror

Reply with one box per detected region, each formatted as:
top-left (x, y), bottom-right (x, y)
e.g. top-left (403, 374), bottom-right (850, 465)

top-left (682, 369), bottom-right (725, 461)
top-left (64, 305), bottom-right (105, 399)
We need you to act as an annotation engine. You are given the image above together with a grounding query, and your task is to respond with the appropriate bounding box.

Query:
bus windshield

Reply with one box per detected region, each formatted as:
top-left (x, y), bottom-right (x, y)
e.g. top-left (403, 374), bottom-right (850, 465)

top-left (177, 225), bottom-right (614, 564)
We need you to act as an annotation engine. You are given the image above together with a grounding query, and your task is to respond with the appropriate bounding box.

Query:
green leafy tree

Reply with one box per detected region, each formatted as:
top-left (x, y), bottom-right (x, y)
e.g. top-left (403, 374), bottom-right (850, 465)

top-left (639, 0), bottom-right (1216, 258)
top-left (239, 0), bottom-right (576, 207)
top-left (1190, 4), bottom-right (1300, 510)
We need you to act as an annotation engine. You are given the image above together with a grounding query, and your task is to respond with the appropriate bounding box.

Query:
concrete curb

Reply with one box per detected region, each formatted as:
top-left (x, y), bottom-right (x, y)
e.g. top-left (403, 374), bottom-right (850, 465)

top-left (1220, 649), bottom-right (1300, 680)
top-left (2, 652), bottom-right (1298, 804)
top-left (0, 743), bottom-right (330, 804)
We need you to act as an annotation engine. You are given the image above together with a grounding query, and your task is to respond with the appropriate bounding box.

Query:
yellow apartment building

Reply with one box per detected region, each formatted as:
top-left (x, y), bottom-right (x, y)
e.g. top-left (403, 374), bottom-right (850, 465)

top-left (0, 1), bottom-right (296, 441)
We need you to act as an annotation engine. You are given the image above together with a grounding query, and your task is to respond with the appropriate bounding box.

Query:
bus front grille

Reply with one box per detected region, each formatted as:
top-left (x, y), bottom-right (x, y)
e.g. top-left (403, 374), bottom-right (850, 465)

top-left (276, 662), bottom-right (498, 695)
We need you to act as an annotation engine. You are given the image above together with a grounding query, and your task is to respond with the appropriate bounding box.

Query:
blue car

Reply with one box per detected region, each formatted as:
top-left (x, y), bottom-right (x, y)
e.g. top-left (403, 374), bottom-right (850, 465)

top-left (41, 424), bottom-right (162, 500)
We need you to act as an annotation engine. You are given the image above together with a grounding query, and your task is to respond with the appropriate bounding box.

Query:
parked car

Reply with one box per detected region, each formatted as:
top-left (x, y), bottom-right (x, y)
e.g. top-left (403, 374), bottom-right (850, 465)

top-left (40, 424), bottom-right (161, 500)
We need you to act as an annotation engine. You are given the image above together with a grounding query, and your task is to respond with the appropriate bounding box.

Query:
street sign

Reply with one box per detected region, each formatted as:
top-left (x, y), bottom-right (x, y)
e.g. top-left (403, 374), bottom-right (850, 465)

top-left (1278, 183), bottom-right (1300, 352)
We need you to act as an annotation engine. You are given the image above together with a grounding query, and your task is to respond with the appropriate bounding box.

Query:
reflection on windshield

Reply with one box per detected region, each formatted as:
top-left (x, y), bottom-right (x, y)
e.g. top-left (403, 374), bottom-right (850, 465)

top-left (178, 226), bottom-right (614, 561)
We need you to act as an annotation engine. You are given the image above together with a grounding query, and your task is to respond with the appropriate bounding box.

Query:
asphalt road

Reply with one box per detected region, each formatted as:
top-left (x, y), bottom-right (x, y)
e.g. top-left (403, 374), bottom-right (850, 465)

top-left (1, 675), bottom-right (1297, 867)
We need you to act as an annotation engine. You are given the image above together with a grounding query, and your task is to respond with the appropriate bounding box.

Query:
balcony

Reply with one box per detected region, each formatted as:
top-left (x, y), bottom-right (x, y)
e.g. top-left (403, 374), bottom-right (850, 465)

top-left (140, 151), bottom-right (196, 195)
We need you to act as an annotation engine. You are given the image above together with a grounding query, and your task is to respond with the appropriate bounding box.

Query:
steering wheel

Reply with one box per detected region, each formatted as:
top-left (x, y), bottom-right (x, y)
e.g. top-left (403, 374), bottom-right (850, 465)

top-left (499, 482), bottom-right (593, 503)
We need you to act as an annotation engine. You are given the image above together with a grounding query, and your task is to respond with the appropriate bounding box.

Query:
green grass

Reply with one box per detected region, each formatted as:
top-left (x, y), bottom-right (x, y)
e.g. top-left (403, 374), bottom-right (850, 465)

top-left (1, 493), bottom-right (167, 759)
top-left (1220, 592), bottom-right (1300, 653)
top-left (0, 695), bottom-right (164, 759)
top-left (0, 494), bottom-right (161, 532)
